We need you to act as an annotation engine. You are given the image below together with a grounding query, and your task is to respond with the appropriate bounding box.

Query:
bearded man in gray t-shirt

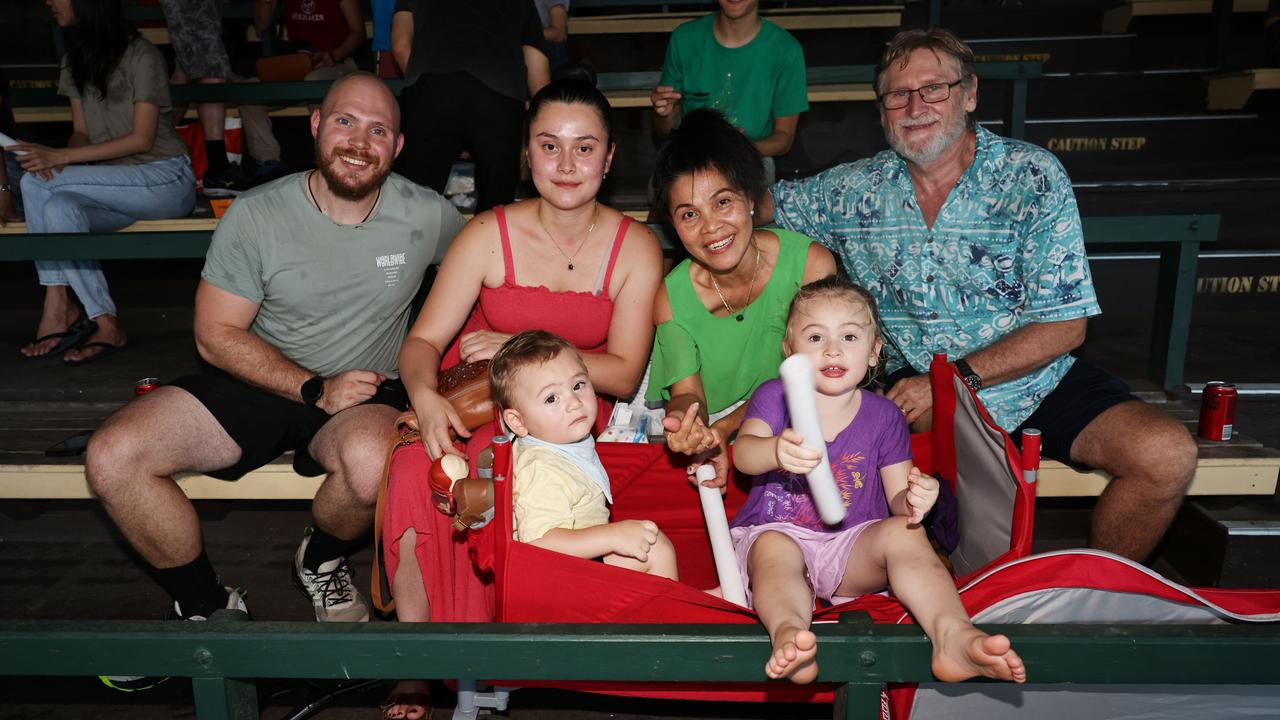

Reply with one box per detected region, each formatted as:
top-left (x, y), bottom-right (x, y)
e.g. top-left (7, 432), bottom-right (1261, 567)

top-left (85, 74), bottom-right (465, 649)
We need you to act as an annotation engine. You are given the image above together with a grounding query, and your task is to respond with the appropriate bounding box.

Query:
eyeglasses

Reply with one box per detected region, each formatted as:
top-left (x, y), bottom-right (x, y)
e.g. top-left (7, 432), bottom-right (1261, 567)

top-left (877, 79), bottom-right (965, 110)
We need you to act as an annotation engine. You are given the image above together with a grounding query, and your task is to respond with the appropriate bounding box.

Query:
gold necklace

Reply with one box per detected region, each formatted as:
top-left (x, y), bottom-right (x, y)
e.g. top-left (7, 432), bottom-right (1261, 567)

top-left (708, 238), bottom-right (761, 322)
top-left (538, 201), bottom-right (598, 271)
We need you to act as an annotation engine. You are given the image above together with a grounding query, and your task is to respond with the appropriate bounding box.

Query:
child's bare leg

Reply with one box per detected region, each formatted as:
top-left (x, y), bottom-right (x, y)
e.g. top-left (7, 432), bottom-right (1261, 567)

top-left (384, 529), bottom-right (432, 718)
top-left (603, 529), bottom-right (680, 580)
top-left (747, 531), bottom-right (819, 684)
top-left (836, 517), bottom-right (1026, 683)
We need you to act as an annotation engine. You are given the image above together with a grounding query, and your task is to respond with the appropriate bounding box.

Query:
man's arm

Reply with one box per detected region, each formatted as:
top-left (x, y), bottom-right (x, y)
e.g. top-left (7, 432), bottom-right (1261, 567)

top-left (194, 280), bottom-right (312, 401)
top-left (753, 113), bottom-right (799, 158)
top-left (543, 2), bottom-right (568, 43)
top-left (960, 317), bottom-right (1086, 386)
top-left (329, 0), bottom-right (366, 64)
top-left (523, 44), bottom-right (550, 96)
top-left (886, 318), bottom-right (1086, 425)
top-left (193, 280), bottom-right (383, 413)
top-left (252, 0), bottom-right (276, 33)
top-left (390, 9), bottom-right (413, 73)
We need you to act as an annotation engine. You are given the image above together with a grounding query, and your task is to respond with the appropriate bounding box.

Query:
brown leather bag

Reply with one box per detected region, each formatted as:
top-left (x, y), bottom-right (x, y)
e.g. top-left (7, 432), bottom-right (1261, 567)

top-left (435, 359), bottom-right (494, 432)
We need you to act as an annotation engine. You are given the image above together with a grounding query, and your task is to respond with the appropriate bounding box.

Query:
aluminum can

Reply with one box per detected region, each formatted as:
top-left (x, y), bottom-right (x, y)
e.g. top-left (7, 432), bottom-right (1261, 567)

top-left (1198, 381), bottom-right (1237, 441)
top-left (134, 377), bottom-right (162, 396)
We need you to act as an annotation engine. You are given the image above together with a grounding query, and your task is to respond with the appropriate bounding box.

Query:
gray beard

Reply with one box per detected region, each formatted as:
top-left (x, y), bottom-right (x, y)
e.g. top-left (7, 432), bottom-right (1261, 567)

top-left (886, 114), bottom-right (968, 167)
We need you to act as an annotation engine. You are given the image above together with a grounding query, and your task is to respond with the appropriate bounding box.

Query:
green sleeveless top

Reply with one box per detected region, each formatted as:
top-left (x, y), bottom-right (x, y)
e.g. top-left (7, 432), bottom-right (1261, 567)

top-left (646, 228), bottom-right (814, 415)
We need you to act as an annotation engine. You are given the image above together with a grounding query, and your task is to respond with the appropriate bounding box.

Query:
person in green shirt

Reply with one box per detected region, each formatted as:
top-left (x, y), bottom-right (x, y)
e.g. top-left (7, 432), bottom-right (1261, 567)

top-left (649, 0), bottom-right (808, 183)
top-left (646, 109), bottom-right (834, 483)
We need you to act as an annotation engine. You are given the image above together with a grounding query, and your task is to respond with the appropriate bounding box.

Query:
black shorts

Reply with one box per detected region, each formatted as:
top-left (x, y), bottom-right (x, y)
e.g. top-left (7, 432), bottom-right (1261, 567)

top-left (884, 358), bottom-right (1139, 471)
top-left (170, 368), bottom-right (410, 480)
top-left (1010, 358), bottom-right (1139, 470)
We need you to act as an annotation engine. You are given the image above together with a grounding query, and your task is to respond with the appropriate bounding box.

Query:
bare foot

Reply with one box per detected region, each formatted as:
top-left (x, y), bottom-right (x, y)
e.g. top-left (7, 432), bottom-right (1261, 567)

top-left (62, 315), bottom-right (127, 364)
top-left (380, 679), bottom-right (430, 719)
top-left (765, 626), bottom-right (818, 684)
top-left (20, 288), bottom-right (79, 358)
top-left (932, 624), bottom-right (1026, 683)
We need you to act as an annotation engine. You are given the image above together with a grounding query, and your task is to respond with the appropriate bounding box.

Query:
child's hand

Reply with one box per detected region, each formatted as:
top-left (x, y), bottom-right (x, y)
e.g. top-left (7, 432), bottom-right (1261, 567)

top-left (613, 519), bottom-right (661, 562)
top-left (905, 467), bottom-right (939, 524)
top-left (663, 402), bottom-right (720, 456)
top-left (776, 428), bottom-right (822, 475)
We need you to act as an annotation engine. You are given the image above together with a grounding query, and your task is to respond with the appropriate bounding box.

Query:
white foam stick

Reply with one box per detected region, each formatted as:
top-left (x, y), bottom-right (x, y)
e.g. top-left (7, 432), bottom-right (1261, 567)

top-left (696, 464), bottom-right (747, 607)
top-left (0, 132), bottom-right (28, 155)
top-left (779, 354), bottom-right (847, 526)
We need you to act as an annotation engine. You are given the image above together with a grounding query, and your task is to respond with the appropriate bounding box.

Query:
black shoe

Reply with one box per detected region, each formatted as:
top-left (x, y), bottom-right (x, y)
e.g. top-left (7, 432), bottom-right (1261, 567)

top-left (99, 587), bottom-right (248, 692)
top-left (202, 163), bottom-right (253, 198)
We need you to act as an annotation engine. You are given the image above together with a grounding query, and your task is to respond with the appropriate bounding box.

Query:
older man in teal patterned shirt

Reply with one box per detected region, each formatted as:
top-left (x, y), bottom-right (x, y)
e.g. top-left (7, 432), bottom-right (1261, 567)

top-left (763, 28), bottom-right (1197, 563)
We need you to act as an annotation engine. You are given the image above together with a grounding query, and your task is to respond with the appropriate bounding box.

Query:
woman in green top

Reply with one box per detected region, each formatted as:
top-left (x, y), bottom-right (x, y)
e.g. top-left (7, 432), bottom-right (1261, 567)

top-left (647, 109), bottom-right (835, 477)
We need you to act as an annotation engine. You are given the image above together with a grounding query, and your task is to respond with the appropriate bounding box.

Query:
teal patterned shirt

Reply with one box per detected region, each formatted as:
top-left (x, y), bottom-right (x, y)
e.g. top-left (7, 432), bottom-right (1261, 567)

top-left (770, 126), bottom-right (1101, 431)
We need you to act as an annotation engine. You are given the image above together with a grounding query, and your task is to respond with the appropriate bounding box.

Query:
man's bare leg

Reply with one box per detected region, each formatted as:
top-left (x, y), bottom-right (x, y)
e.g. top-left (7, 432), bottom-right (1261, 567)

top-left (307, 403), bottom-right (401, 540)
top-left (1071, 400), bottom-right (1197, 561)
top-left (85, 386), bottom-right (241, 569)
top-left (294, 403), bottom-right (399, 621)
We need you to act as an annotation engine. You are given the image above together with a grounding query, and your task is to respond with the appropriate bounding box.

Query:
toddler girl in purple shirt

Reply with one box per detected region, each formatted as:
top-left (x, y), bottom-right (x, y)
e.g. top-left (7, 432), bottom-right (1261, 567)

top-left (727, 276), bottom-right (1026, 686)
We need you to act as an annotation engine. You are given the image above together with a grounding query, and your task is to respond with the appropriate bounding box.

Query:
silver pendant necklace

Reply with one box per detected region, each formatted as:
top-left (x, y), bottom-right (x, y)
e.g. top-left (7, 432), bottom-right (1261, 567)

top-left (538, 200), bottom-right (598, 271)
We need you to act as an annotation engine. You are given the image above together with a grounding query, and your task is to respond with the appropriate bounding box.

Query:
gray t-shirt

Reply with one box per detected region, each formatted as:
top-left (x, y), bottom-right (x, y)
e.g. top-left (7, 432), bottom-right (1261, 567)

top-left (202, 172), bottom-right (466, 378)
top-left (58, 37), bottom-right (188, 166)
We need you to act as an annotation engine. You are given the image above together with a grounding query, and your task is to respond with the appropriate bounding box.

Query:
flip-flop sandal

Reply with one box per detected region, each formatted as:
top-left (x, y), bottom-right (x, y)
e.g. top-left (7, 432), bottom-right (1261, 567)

top-left (379, 692), bottom-right (431, 719)
top-left (62, 340), bottom-right (128, 366)
top-left (21, 316), bottom-right (98, 361)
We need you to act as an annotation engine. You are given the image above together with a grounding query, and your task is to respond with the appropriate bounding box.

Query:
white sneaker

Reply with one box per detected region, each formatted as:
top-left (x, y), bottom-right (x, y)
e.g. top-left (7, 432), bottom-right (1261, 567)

top-left (293, 531), bottom-right (371, 622)
top-left (100, 587), bottom-right (248, 692)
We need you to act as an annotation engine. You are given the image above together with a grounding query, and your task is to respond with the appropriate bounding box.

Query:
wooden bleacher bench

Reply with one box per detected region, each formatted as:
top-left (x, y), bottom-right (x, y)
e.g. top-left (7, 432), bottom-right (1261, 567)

top-left (2, 208), bottom-right (1272, 501)
top-left (2, 394), bottom-right (1276, 500)
top-left (1102, 0), bottom-right (1270, 33)
top-left (1207, 68), bottom-right (1280, 109)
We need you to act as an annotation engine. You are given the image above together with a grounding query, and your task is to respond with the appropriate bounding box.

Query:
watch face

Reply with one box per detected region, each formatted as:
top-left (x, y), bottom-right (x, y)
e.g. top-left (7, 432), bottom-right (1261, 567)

top-left (302, 377), bottom-right (324, 404)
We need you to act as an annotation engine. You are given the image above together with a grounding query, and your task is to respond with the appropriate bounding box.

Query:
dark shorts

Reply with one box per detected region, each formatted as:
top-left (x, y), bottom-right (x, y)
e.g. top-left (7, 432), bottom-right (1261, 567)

top-left (1011, 358), bottom-right (1140, 471)
top-left (885, 358), bottom-right (1139, 471)
top-left (170, 369), bottom-right (410, 480)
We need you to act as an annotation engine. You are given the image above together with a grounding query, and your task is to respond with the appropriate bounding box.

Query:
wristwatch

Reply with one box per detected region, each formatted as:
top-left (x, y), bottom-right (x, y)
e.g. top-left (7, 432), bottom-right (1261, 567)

top-left (301, 375), bottom-right (326, 406)
top-left (954, 358), bottom-right (983, 392)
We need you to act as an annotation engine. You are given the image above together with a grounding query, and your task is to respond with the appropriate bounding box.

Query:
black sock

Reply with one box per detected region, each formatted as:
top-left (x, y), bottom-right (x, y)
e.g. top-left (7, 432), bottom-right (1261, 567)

top-left (153, 552), bottom-right (228, 618)
top-left (303, 527), bottom-right (354, 572)
top-left (205, 139), bottom-right (228, 172)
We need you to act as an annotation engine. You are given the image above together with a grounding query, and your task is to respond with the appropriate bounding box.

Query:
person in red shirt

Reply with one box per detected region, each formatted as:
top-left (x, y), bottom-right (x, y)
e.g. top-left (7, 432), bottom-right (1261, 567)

top-left (233, 0), bottom-right (365, 190)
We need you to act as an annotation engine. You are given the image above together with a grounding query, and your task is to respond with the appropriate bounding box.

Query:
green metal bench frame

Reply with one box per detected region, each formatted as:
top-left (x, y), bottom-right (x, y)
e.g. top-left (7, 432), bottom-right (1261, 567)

top-left (3, 615), bottom-right (1279, 720)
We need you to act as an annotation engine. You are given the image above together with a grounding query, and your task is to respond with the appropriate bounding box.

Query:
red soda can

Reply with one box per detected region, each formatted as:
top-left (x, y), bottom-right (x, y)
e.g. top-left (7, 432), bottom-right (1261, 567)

top-left (134, 377), bottom-right (162, 396)
top-left (1198, 381), bottom-right (1237, 441)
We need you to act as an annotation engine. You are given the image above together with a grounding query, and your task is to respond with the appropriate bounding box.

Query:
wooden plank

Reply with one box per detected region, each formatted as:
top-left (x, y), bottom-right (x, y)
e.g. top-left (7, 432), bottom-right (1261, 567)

top-left (4, 452), bottom-right (1276, 500)
top-left (1037, 453), bottom-right (1280, 498)
top-left (13, 104), bottom-right (308, 124)
top-left (1208, 68), bottom-right (1280, 110)
top-left (1103, 0), bottom-right (1268, 32)
top-left (0, 463), bottom-right (322, 500)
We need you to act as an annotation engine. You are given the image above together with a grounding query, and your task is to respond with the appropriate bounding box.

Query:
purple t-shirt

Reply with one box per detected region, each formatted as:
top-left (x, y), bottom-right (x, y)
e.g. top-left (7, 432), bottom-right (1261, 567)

top-left (731, 379), bottom-right (912, 532)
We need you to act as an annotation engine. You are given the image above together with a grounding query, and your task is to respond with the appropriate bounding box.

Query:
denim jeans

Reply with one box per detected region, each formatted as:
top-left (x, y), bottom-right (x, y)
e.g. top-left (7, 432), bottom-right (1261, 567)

top-left (21, 155), bottom-right (196, 319)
